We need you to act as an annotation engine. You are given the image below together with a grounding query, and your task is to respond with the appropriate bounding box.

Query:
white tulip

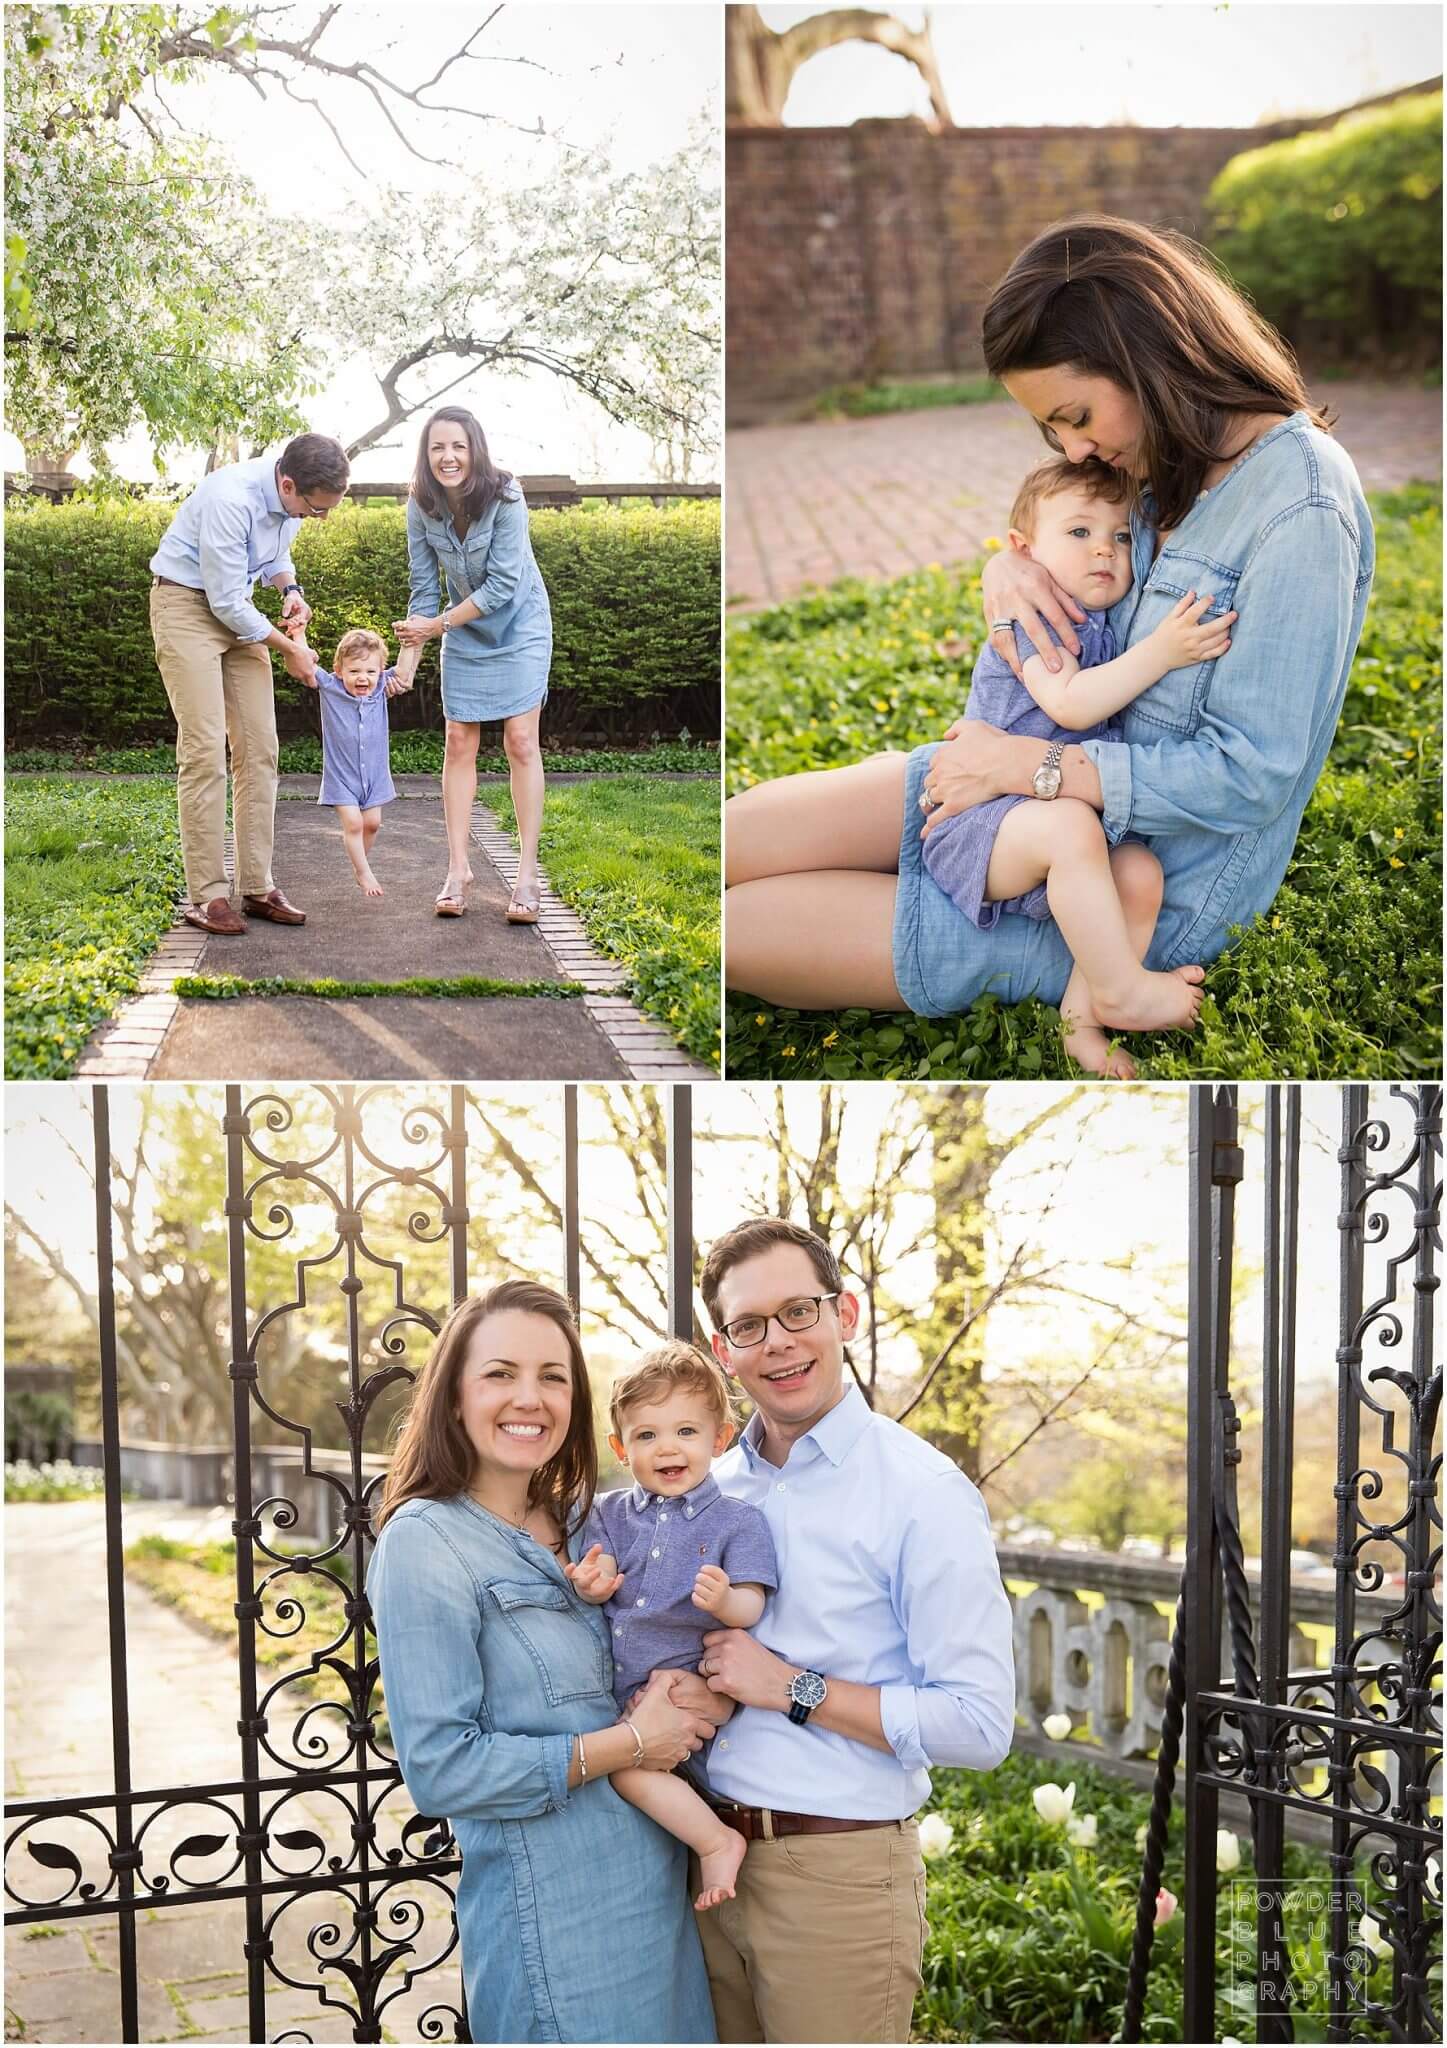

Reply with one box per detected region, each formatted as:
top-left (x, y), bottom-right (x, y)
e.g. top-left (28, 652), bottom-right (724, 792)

top-left (1357, 1913), bottom-right (1390, 1960)
top-left (917, 1813), bottom-right (955, 1862)
top-left (1427, 1856), bottom-right (1441, 1903)
top-left (1134, 1822), bottom-right (1150, 1852)
top-left (1066, 1813), bottom-right (1098, 1848)
top-left (1032, 1781), bottom-right (1077, 1826)
top-left (1042, 1712), bottom-right (1072, 1742)
top-left (1216, 1828), bottom-right (1241, 1874)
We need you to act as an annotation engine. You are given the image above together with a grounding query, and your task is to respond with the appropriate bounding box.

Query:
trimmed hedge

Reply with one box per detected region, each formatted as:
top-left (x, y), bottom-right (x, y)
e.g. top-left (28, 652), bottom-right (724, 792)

top-left (4, 496), bottom-right (720, 745)
top-left (1209, 90), bottom-right (1442, 366)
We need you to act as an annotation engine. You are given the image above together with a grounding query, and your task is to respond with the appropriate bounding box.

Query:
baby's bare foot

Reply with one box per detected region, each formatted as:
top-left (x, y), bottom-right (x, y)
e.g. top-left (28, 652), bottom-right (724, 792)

top-left (694, 1828), bottom-right (747, 1912)
top-left (354, 866), bottom-right (384, 898)
top-left (1094, 967), bottom-right (1204, 1034)
top-left (1063, 1023), bottom-right (1137, 1079)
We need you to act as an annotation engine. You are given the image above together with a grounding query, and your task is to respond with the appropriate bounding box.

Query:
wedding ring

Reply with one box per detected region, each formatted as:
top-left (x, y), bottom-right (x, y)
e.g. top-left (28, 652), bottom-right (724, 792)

top-left (989, 617), bottom-right (1015, 633)
top-left (918, 788), bottom-right (938, 813)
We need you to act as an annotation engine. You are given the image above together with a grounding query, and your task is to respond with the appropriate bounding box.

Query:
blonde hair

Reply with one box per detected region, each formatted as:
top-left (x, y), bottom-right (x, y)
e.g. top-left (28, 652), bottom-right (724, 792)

top-left (1009, 456), bottom-right (1129, 537)
top-left (609, 1340), bottom-right (735, 1439)
top-left (333, 627), bottom-right (388, 670)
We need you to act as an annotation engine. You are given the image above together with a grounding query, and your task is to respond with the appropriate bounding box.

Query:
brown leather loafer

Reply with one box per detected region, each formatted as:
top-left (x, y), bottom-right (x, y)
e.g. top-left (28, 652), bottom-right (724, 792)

top-left (183, 896), bottom-right (246, 936)
top-left (242, 890), bottom-right (307, 926)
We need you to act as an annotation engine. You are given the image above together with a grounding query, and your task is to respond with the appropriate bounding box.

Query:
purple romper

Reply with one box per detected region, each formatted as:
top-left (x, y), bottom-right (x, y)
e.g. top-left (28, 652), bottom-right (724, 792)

top-left (316, 667), bottom-right (398, 811)
top-left (922, 613), bottom-right (1120, 928)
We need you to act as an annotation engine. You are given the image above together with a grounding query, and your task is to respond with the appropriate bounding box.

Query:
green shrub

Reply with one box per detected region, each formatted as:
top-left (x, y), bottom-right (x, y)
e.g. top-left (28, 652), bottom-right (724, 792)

top-left (1209, 91), bottom-right (1442, 365)
top-left (4, 1391), bottom-right (74, 1464)
top-left (3, 496), bottom-right (720, 745)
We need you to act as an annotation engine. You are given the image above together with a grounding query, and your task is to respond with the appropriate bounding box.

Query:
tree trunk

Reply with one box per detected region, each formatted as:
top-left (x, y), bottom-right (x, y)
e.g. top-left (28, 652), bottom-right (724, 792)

top-left (726, 4), bottom-right (954, 128)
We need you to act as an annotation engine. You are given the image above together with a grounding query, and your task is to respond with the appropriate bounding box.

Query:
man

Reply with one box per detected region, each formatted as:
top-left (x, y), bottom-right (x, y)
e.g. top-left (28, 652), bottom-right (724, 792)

top-left (149, 433), bottom-right (349, 934)
top-left (678, 1217), bottom-right (1016, 2044)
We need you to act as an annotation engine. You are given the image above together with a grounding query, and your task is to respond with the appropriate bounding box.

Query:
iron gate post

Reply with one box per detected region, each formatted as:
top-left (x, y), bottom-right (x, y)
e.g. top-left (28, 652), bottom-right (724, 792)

top-left (667, 1085), bottom-right (695, 1342)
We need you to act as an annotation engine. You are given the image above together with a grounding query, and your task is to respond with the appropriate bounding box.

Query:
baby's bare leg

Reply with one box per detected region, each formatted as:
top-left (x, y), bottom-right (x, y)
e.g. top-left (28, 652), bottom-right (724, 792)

top-left (336, 805), bottom-right (383, 898)
top-left (361, 806), bottom-right (382, 854)
top-left (986, 801), bottom-right (1202, 1035)
top-left (1061, 843), bottom-right (1170, 1077)
top-left (610, 1768), bottom-right (746, 1912)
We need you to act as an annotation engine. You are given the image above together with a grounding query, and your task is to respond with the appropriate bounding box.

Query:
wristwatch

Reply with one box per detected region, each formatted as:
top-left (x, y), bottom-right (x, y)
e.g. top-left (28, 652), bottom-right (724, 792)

top-left (281, 582), bottom-right (303, 599)
top-left (787, 1669), bottom-right (828, 1726)
top-left (1032, 738), bottom-right (1066, 800)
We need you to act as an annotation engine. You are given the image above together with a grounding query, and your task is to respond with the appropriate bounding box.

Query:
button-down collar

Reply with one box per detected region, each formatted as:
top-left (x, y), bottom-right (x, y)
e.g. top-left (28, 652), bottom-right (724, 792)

top-left (739, 1381), bottom-right (872, 1469)
top-left (628, 1470), bottom-right (721, 1520)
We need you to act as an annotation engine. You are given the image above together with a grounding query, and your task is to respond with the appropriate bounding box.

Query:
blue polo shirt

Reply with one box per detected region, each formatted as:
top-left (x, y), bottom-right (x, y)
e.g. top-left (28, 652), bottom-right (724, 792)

top-left (582, 1474), bottom-right (778, 1709)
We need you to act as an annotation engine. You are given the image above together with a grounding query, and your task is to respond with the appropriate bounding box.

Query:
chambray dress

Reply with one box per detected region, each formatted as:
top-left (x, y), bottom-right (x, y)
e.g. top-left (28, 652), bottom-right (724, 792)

top-left (921, 613), bottom-right (1119, 928)
top-left (367, 1495), bottom-right (715, 2045)
top-left (406, 487), bottom-right (552, 724)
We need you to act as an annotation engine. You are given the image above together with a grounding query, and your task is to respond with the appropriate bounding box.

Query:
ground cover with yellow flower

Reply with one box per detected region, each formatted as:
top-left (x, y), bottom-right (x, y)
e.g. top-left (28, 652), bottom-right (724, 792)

top-left (725, 484), bottom-right (1441, 1080)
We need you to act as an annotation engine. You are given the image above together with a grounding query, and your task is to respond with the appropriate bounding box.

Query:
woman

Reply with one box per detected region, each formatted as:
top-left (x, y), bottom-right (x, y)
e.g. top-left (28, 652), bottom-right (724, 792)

top-left (395, 409), bottom-right (553, 923)
top-left (368, 1282), bottom-right (718, 2044)
top-left (725, 217), bottom-right (1375, 1031)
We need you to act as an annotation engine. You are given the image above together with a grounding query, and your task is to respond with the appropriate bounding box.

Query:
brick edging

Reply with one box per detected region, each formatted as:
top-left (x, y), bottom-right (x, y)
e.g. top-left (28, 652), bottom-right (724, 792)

top-left (469, 799), bottom-right (716, 1082)
top-left (72, 913), bottom-right (209, 1078)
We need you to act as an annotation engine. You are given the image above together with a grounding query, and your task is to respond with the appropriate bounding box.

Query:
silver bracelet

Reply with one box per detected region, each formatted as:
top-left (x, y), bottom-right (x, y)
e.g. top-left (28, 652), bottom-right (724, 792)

top-left (577, 1734), bottom-right (588, 1784)
top-left (620, 1718), bottom-right (645, 1768)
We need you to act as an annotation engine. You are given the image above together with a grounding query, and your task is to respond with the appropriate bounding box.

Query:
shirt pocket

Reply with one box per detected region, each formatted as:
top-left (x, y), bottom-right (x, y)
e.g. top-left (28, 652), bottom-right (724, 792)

top-left (1126, 548), bottom-right (1242, 737)
top-left (488, 1577), bottom-right (610, 1705)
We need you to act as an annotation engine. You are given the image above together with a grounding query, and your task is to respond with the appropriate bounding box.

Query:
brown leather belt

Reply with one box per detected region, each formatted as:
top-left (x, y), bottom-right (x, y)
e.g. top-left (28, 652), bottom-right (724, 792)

top-left (708, 1799), bottom-right (899, 1844)
top-left (152, 576), bottom-right (193, 590)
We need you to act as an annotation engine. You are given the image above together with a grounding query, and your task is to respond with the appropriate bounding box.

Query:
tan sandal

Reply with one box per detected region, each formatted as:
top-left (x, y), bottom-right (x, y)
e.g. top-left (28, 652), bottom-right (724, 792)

top-left (506, 891), bottom-right (540, 925)
top-left (434, 888), bottom-right (467, 919)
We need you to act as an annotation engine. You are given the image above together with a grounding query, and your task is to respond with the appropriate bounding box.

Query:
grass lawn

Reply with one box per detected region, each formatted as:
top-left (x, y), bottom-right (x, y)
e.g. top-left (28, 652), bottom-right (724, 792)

top-left (5, 775), bottom-right (184, 1079)
top-left (725, 483), bottom-right (1442, 1080)
top-left (7, 736), bottom-right (717, 777)
top-left (808, 376), bottom-right (1003, 419)
top-left (490, 775), bottom-right (721, 1068)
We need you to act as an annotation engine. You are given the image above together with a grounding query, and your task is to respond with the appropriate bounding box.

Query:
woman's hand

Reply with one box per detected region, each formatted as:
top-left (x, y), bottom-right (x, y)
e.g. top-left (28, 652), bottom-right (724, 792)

top-left (981, 552), bottom-right (1086, 680)
top-left (918, 722), bottom-right (1015, 835)
top-left (624, 1669), bottom-right (715, 1770)
top-left (393, 613), bottom-right (444, 647)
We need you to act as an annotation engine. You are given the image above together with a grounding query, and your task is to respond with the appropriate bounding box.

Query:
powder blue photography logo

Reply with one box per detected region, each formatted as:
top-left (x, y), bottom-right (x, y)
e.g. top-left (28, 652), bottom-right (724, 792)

top-left (1226, 1880), bottom-right (1372, 2021)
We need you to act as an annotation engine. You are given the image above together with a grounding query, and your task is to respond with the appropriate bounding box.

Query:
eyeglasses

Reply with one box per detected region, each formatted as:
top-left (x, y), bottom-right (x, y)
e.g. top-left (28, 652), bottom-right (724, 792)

top-left (718, 1294), bottom-right (839, 1349)
top-left (290, 486), bottom-right (340, 519)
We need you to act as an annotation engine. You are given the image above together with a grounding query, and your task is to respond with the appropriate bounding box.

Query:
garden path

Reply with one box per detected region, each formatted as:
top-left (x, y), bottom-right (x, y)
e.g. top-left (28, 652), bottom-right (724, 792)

top-left (76, 779), bottom-right (709, 1082)
top-left (4, 1499), bottom-right (457, 2045)
top-left (726, 377), bottom-right (1444, 607)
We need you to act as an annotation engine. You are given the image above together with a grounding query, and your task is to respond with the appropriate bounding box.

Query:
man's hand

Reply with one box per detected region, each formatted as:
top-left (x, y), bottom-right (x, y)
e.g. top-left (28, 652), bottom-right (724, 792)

top-left (700, 1628), bottom-right (795, 1712)
top-left (563, 1542), bottom-right (624, 1604)
top-left (691, 1565), bottom-right (734, 1615)
top-left (280, 638), bottom-right (319, 689)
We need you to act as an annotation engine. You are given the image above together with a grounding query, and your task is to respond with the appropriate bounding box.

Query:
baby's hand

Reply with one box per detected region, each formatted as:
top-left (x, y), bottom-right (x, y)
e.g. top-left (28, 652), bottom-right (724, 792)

top-left (1149, 592), bottom-right (1237, 671)
top-left (564, 1543), bottom-right (624, 1604)
top-left (691, 1564), bottom-right (733, 1614)
top-left (383, 675), bottom-right (412, 698)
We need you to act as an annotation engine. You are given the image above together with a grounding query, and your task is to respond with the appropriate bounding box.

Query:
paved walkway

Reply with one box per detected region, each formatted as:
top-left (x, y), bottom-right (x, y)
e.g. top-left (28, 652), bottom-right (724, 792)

top-left (4, 1500), bottom-right (458, 2044)
top-left (75, 780), bottom-right (710, 1082)
top-left (726, 379), bottom-right (1443, 607)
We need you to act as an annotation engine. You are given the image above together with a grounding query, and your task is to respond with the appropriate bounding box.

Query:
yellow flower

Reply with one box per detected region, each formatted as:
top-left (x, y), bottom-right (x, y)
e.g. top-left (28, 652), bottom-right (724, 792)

top-left (1271, 916), bottom-right (1282, 930)
top-left (1409, 678), bottom-right (1422, 690)
top-left (984, 535), bottom-right (1003, 551)
top-left (1389, 855), bottom-right (1405, 869)
top-left (754, 1014), bottom-right (767, 1026)
top-left (874, 698), bottom-right (891, 712)
top-left (1394, 827), bottom-right (1404, 840)
top-left (822, 1031), bottom-right (839, 1048)
top-left (781, 1045), bottom-right (797, 1058)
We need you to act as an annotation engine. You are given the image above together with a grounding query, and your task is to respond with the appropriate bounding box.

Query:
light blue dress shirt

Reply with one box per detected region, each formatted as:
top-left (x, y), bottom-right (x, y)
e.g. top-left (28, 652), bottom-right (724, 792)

top-left (895, 412), bottom-right (1375, 1014)
top-left (705, 1385), bottom-right (1015, 1818)
top-left (150, 454), bottom-right (299, 644)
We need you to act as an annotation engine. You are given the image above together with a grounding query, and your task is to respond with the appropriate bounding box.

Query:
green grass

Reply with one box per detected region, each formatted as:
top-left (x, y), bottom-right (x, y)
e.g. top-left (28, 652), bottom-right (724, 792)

top-left (489, 775), bottom-right (720, 1068)
top-left (4, 777), bottom-right (185, 1078)
top-left (6, 737), bottom-right (718, 777)
top-left (173, 973), bottom-right (584, 1001)
top-left (725, 484), bottom-right (1442, 1080)
top-left (808, 376), bottom-right (1003, 419)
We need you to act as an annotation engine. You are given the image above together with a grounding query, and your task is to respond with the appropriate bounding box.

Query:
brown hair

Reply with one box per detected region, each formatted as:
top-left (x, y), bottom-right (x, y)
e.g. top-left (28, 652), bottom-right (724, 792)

top-left (609, 1340), bottom-right (736, 1439)
top-left (410, 407), bottom-right (515, 526)
top-left (1010, 455), bottom-right (1128, 537)
top-left (277, 433), bottom-right (350, 496)
top-left (374, 1282), bottom-right (597, 1535)
top-left (332, 627), bottom-right (388, 671)
top-left (981, 215), bottom-right (1329, 532)
top-left (699, 1219), bottom-right (844, 1330)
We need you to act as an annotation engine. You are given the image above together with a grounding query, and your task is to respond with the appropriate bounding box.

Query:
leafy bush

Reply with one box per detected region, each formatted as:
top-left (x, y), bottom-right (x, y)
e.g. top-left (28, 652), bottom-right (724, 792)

top-left (4, 496), bottom-right (720, 744)
top-left (4, 1390), bottom-right (74, 1464)
top-left (725, 486), bottom-right (1442, 1079)
top-left (5, 1459), bottom-right (106, 1502)
top-left (809, 376), bottom-right (1002, 419)
top-left (1209, 91), bottom-right (1442, 366)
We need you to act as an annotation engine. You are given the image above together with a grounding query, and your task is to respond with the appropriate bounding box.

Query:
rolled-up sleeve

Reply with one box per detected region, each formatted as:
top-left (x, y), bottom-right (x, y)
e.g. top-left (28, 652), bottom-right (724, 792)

top-left (469, 494), bottom-right (528, 613)
top-left (195, 494), bottom-right (273, 643)
top-left (406, 499), bottom-right (442, 618)
top-left (369, 1512), bottom-right (574, 1821)
top-left (878, 1471), bottom-right (1015, 1772)
top-left (1081, 502), bottom-right (1365, 840)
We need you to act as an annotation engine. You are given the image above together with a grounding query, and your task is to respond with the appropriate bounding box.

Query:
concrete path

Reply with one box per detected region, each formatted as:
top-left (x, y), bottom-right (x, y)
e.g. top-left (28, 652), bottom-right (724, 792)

top-left (4, 1500), bottom-right (459, 2044)
top-left (726, 378), bottom-right (1444, 607)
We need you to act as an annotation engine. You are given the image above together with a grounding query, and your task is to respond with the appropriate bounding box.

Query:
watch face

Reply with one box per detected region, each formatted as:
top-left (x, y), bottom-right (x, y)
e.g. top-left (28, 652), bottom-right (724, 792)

top-left (1033, 766), bottom-right (1063, 800)
top-left (792, 1670), bottom-right (827, 1710)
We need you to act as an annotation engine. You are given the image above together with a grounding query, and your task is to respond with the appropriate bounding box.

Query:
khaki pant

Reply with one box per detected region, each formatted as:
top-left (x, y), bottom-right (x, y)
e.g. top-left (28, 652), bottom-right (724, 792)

top-left (149, 583), bottom-right (278, 905)
top-left (690, 1819), bottom-right (928, 2043)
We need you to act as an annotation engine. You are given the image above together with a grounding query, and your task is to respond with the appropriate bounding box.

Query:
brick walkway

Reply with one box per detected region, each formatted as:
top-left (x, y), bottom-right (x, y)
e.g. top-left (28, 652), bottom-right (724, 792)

top-left (725, 380), bottom-right (1443, 608)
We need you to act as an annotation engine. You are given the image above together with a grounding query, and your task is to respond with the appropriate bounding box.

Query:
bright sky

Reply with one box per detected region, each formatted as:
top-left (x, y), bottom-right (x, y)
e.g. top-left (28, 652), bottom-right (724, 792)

top-left (5, 2), bottom-right (722, 484)
top-left (759, 2), bottom-right (1441, 128)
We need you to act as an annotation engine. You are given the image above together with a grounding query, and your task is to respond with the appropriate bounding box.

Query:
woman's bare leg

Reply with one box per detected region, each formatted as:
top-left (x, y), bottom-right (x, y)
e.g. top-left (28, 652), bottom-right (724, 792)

top-left (440, 719), bottom-right (480, 900)
top-left (502, 707), bottom-right (544, 907)
top-left (726, 872), bottom-right (904, 1009)
top-left (725, 753), bottom-right (908, 885)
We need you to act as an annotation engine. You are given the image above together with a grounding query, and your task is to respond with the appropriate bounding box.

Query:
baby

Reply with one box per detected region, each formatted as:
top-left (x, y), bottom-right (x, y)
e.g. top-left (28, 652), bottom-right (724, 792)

top-left (922, 457), bottom-right (1237, 1077)
top-left (566, 1341), bottom-right (777, 1913)
top-left (311, 628), bottom-right (418, 897)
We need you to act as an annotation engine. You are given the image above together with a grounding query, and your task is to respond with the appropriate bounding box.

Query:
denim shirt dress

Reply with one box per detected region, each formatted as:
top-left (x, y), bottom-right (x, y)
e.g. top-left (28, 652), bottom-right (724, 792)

top-left (367, 1496), bottom-right (715, 2045)
top-left (894, 412), bottom-right (1376, 1015)
top-left (406, 488), bottom-right (552, 725)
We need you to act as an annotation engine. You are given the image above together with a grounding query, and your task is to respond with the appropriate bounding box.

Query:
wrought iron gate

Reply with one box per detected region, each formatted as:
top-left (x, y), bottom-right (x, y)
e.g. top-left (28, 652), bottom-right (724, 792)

top-left (5, 1082), bottom-right (696, 2044)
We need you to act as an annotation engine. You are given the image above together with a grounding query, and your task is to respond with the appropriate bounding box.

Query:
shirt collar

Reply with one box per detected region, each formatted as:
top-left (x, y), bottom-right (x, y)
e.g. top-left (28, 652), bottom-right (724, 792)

top-left (629, 1470), bottom-right (720, 1519)
top-left (739, 1381), bottom-right (872, 1469)
top-left (262, 458), bottom-right (288, 521)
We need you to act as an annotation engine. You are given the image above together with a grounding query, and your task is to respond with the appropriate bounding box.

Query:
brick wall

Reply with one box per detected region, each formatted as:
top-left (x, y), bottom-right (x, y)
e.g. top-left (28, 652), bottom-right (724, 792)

top-left (726, 93), bottom-right (1423, 420)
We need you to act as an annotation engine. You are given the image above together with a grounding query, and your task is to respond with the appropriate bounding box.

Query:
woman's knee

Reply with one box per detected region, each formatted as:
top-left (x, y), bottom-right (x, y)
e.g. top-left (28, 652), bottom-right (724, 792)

top-left (444, 721), bottom-right (480, 763)
top-left (502, 719), bottom-right (540, 768)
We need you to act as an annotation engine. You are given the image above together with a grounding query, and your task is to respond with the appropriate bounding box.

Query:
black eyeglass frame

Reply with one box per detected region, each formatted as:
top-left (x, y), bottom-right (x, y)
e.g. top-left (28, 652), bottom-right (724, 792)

top-left (717, 1293), bottom-right (841, 1349)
